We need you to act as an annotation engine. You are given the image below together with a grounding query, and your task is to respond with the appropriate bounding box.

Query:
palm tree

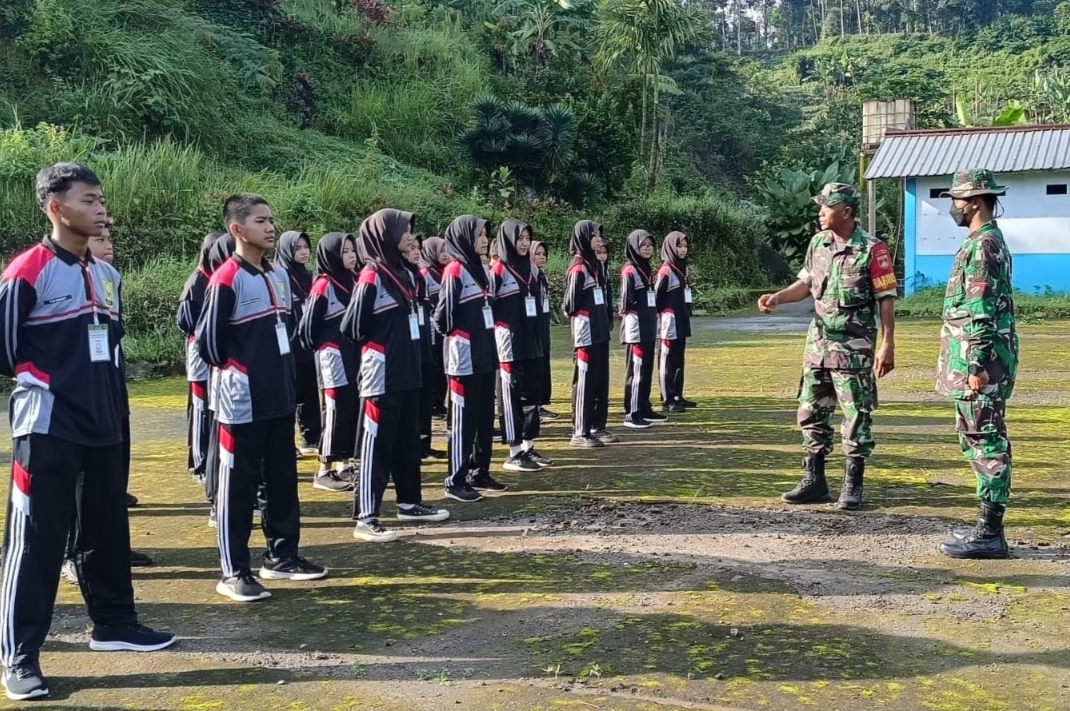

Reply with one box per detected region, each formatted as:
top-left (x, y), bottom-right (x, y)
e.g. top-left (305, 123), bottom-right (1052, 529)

top-left (596, 0), bottom-right (701, 190)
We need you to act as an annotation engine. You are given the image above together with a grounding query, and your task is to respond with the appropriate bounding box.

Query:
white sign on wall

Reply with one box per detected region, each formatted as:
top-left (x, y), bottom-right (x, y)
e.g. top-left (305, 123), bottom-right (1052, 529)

top-left (915, 172), bottom-right (1070, 256)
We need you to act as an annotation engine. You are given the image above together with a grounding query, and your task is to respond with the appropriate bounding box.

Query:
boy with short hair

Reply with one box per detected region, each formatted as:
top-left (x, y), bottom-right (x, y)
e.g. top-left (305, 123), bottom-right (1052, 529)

top-left (196, 193), bottom-right (327, 602)
top-left (0, 163), bottom-right (175, 701)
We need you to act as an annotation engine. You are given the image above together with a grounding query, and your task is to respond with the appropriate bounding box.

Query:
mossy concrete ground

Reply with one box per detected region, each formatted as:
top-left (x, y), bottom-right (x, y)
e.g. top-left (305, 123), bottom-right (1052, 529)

top-left (2, 316), bottom-right (1070, 710)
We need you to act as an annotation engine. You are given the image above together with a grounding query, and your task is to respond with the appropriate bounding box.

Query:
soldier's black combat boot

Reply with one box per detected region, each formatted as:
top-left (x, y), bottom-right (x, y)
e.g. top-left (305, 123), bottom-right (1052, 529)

top-left (781, 455), bottom-right (832, 504)
top-left (836, 457), bottom-right (864, 510)
top-left (939, 501), bottom-right (1010, 559)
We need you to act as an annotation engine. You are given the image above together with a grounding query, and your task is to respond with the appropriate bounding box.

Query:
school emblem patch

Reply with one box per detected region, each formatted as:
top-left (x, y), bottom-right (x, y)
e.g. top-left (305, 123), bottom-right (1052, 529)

top-left (103, 280), bottom-right (115, 309)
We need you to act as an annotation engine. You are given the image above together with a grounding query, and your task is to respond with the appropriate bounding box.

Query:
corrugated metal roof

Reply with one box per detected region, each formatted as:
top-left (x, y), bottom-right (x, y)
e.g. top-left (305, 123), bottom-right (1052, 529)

top-left (865, 125), bottom-right (1070, 179)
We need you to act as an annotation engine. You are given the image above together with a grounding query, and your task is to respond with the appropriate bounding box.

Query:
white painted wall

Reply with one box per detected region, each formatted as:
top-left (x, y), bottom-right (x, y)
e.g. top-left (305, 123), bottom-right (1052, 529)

top-left (915, 171), bottom-right (1070, 256)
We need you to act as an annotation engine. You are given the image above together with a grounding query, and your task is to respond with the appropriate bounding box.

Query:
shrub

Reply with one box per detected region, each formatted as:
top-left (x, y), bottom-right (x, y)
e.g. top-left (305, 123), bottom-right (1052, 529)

top-left (120, 256), bottom-right (190, 370)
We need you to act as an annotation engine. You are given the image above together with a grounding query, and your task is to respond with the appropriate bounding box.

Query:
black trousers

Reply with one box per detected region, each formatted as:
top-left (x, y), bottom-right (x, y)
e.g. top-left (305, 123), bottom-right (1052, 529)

top-left (430, 340), bottom-right (447, 410)
top-left (541, 350), bottom-right (552, 406)
top-left (217, 416), bottom-right (302, 577)
top-left (186, 380), bottom-right (209, 475)
top-left (294, 357), bottom-right (321, 448)
top-left (319, 384), bottom-right (358, 463)
top-left (355, 390), bottom-right (423, 520)
top-left (1, 434), bottom-right (137, 667)
top-left (660, 338), bottom-right (686, 405)
top-left (572, 341), bottom-right (609, 437)
top-left (447, 372), bottom-right (495, 485)
top-left (498, 358), bottom-right (543, 446)
top-left (420, 359), bottom-right (438, 451)
top-left (624, 341), bottom-right (655, 417)
top-left (205, 408), bottom-right (220, 505)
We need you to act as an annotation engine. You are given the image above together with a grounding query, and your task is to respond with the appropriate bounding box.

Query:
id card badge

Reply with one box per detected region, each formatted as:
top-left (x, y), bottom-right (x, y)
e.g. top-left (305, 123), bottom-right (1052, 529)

top-left (525, 296), bottom-right (537, 317)
top-left (684, 287), bottom-right (693, 304)
top-left (275, 322), bottom-right (291, 355)
top-left (646, 291), bottom-right (656, 308)
top-left (482, 304), bottom-right (494, 329)
top-left (418, 307), bottom-right (426, 326)
top-left (88, 324), bottom-right (110, 362)
top-left (409, 312), bottom-right (421, 340)
top-left (542, 294), bottom-right (550, 313)
top-left (593, 287), bottom-right (605, 306)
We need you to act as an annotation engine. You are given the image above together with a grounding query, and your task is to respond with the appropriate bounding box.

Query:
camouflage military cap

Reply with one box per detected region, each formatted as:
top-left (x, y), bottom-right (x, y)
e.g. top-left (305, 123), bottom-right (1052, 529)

top-left (939, 169), bottom-right (1007, 198)
top-left (812, 182), bottom-right (861, 209)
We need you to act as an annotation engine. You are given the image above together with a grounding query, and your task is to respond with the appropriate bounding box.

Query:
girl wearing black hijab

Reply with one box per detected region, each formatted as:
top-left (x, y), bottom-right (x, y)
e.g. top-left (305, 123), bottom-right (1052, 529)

top-left (492, 219), bottom-right (554, 472)
top-left (434, 215), bottom-right (501, 501)
top-left (530, 240), bottom-right (558, 420)
top-left (298, 232), bottom-right (361, 492)
top-left (655, 231), bottom-right (694, 412)
top-left (419, 237), bottom-right (450, 419)
top-left (406, 236), bottom-right (445, 460)
top-left (563, 220), bottom-right (612, 447)
top-left (177, 231), bottom-right (225, 484)
top-left (619, 230), bottom-right (665, 428)
top-left (275, 231), bottom-right (321, 455)
top-left (342, 209), bottom-right (450, 542)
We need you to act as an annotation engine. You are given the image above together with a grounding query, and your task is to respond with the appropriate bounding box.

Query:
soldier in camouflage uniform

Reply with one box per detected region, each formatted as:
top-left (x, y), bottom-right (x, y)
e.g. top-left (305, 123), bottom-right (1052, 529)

top-left (759, 183), bottom-right (898, 509)
top-left (935, 169), bottom-right (1018, 560)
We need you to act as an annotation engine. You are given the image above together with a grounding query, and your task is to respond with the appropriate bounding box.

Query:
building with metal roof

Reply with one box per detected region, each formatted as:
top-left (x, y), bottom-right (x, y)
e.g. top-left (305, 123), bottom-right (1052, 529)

top-left (864, 124), bottom-right (1070, 294)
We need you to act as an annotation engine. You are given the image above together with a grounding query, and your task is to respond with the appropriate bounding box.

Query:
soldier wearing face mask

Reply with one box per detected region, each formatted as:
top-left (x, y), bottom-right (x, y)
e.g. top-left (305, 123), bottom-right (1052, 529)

top-left (935, 169), bottom-right (1019, 560)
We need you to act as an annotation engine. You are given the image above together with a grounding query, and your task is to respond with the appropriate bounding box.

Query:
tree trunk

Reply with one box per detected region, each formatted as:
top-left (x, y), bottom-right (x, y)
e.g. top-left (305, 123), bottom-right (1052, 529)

top-left (855, 0), bottom-right (863, 34)
top-left (639, 74), bottom-right (648, 168)
top-left (736, 0), bottom-right (742, 55)
top-left (839, 0), bottom-right (845, 38)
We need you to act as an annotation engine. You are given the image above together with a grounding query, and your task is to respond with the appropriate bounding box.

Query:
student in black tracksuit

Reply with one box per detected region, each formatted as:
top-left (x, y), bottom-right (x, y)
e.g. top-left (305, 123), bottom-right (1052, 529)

top-left (564, 220), bottom-right (612, 448)
top-left (298, 233), bottom-right (360, 493)
top-left (342, 209), bottom-right (450, 543)
top-left (274, 231), bottom-right (321, 456)
top-left (201, 234), bottom-right (236, 525)
top-left (492, 219), bottom-right (555, 473)
top-left (530, 240), bottom-right (559, 421)
top-left (176, 232), bottom-right (224, 483)
top-left (0, 163), bottom-right (174, 702)
top-left (419, 237), bottom-right (449, 421)
top-left (655, 230), bottom-right (695, 412)
top-left (408, 237), bottom-right (446, 460)
top-left (619, 230), bottom-right (667, 428)
top-left (196, 193), bottom-right (327, 603)
top-left (436, 215), bottom-right (500, 501)
top-left (590, 241), bottom-right (617, 441)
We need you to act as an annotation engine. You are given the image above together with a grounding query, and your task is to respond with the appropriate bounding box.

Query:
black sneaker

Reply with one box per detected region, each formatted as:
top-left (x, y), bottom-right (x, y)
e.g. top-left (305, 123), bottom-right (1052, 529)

top-left (470, 471), bottom-right (508, 491)
top-left (216, 573), bottom-right (271, 602)
top-left (641, 410), bottom-right (668, 423)
top-left (126, 492), bottom-right (138, 508)
top-left (3, 660), bottom-right (47, 700)
top-left (313, 471), bottom-right (354, 492)
top-left (260, 556), bottom-right (328, 581)
top-left (397, 503), bottom-right (450, 522)
top-left (663, 402), bottom-right (685, 413)
top-left (569, 435), bottom-right (604, 448)
top-left (539, 407), bottom-right (560, 420)
top-left (592, 429), bottom-right (619, 443)
top-left (444, 480), bottom-right (484, 502)
top-left (431, 405), bottom-right (448, 420)
top-left (89, 623), bottom-right (176, 652)
top-left (680, 398), bottom-right (698, 408)
top-left (526, 449), bottom-right (554, 467)
top-left (623, 415), bottom-right (652, 429)
top-left (353, 519), bottom-right (399, 542)
top-left (422, 448), bottom-right (448, 460)
top-left (130, 549), bottom-right (153, 567)
top-left (503, 452), bottom-right (540, 472)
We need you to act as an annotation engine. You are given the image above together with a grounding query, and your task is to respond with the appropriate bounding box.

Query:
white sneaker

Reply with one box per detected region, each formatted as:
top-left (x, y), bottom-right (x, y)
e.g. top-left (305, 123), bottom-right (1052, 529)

top-left (353, 519), bottom-right (399, 542)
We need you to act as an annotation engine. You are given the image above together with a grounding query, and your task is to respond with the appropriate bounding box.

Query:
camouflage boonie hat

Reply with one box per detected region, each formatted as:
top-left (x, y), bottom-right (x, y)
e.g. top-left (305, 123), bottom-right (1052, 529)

top-left (812, 182), bottom-right (861, 209)
top-left (940, 169), bottom-right (1007, 198)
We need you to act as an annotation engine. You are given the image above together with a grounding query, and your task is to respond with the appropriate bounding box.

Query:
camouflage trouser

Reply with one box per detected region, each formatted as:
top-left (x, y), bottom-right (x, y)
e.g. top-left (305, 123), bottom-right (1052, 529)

top-left (955, 399), bottom-right (1012, 504)
top-left (797, 368), bottom-right (877, 458)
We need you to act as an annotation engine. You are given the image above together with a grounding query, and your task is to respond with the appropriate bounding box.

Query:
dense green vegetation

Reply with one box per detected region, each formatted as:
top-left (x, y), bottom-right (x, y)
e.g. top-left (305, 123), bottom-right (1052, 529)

top-left (2, 0), bottom-right (1069, 363)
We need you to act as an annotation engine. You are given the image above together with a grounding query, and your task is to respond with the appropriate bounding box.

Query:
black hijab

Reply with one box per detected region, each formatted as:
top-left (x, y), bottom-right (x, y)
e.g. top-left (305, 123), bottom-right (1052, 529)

top-left (497, 219), bottom-right (532, 282)
top-left (197, 232), bottom-right (224, 277)
top-left (316, 232), bottom-right (357, 296)
top-left (625, 229), bottom-right (654, 281)
top-left (275, 230), bottom-right (313, 297)
top-left (359, 209), bottom-right (416, 299)
top-left (208, 233), bottom-right (236, 272)
top-left (662, 231), bottom-right (688, 275)
top-left (419, 236), bottom-right (447, 274)
top-left (444, 215), bottom-right (490, 289)
top-left (569, 220), bottom-right (603, 284)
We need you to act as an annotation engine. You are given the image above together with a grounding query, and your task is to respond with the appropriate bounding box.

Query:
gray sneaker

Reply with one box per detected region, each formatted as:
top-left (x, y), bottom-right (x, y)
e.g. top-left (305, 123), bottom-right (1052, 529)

top-left (2, 660), bottom-right (47, 701)
top-left (313, 471), bottom-right (354, 492)
top-left (592, 429), bottom-right (619, 443)
top-left (569, 435), bottom-right (604, 448)
top-left (216, 573), bottom-right (271, 602)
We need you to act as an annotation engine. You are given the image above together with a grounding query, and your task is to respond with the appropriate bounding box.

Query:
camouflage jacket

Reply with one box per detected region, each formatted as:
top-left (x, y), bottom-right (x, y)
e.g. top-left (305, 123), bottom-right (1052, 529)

top-left (798, 226), bottom-right (897, 370)
top-left (936, 221), bottom-right (1018, 402)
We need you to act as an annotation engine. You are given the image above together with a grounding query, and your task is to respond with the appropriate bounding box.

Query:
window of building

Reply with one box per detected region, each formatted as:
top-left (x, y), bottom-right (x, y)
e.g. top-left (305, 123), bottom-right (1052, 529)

top-left (1047, 184), bottom-right (1068, 195)
top-left (929, 188), bottom-right (947, 199)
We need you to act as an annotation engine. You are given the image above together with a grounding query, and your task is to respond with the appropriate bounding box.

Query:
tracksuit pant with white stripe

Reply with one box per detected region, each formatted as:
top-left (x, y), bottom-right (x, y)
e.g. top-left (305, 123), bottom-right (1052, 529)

top-left (660, 338), bottom-right (686, 405)
top-left (572, 341), bottom-right (609, 437)
top-left (498, 358), bottom-right (543, 446)
top-left (624, 341), bottom-right (655, 418)
top-left (186, 380), bottom-right (209, 476)
top-left (217, 417), bottom-right (302, 578)
top-left (205, 409), bottom-right (220, 505)
top-left (420, 359), bottom-right (438, 453)
top-left (1, 434), bottom-right (137, 667)
top-left (294, 358), bottom-right (322, 448)
top-left (319, 384), bottom-right (358, 463)
top-left (354, 390), bottom-right (422, 520)
top-left (447, 372), bottom-right (495, 485)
